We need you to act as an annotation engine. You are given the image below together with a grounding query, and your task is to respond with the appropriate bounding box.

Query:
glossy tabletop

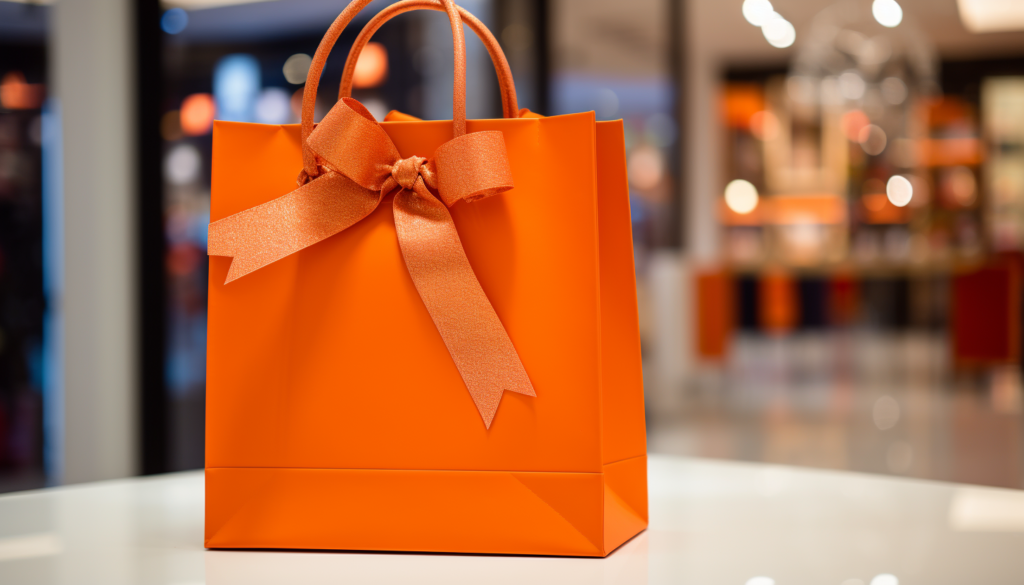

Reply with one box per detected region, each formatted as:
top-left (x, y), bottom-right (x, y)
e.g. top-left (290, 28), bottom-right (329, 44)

top-left (1, 455), bottom-right (1022, 585)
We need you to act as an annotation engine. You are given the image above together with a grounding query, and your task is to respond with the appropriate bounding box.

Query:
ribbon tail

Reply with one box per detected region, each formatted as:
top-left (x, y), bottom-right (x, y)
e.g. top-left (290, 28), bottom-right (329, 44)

top-left (208, 171), bottom-right (382, 283)
top-left (393, 185), bottom-right (535, 429)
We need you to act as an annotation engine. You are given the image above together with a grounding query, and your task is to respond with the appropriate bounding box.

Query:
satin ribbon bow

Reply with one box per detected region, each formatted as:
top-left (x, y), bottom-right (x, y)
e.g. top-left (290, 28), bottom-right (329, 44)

top-left (208, 98), bottom-right (535, 428)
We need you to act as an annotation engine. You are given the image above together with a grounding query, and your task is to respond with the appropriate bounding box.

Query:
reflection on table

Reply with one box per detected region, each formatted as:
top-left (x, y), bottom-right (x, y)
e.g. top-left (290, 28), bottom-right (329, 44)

top-left (0, 455), bottom-right (1022, 584)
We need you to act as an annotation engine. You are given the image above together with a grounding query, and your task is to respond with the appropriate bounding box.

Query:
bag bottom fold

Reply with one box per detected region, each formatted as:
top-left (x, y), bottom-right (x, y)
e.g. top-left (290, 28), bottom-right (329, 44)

top-left (205, 455), bottom-right (647, 557)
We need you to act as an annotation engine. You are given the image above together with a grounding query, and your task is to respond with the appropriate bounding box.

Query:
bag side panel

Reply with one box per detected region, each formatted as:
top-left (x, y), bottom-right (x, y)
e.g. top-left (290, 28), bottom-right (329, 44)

top-left (595, 120), bottom-right (647, 465)
top-left (602, 454), bottom-right (648, 554)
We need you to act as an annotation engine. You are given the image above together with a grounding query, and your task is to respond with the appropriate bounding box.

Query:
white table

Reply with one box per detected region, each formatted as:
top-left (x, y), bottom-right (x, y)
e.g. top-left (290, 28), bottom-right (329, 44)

top-left (1, 455), bottom-right (1022, 585)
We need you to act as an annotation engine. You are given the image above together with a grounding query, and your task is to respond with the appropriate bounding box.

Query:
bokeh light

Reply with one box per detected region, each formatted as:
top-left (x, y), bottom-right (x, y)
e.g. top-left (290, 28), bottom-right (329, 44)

top-left (179, 93), bottom-right (215, 136)
top-left (164, 143), bottom-right (202, 186)
top-left (0, 71), bottom-right (44, 110)
top-left (839, 70), bottom-right (866, 100)
top-left (887, 175), bottom-right (913, 207)
top-left (214, 54), bottom-right (261, 122)
top-left (859, 124), bottom-right (888, 155)
top-left (870, 574), bottom-right (899, 585)
top-left (283, 53), bottom-right (313, 85)
top-left (161, 8), bottom-right (188, 35)
top-left (872, 0), bottom-right (903, 28)
top-left (742, 0), bottom-right (775, 26)
top-left (254, 87), bottom-right (292, 125)
top-left (762, 18), bottom-right (796, 48)
top-left (628, 145), bottom-right (664, 190)
top-left (353, 42), bottom-right (389, 89)
top-left (725, 179), bottom-right (759, 214)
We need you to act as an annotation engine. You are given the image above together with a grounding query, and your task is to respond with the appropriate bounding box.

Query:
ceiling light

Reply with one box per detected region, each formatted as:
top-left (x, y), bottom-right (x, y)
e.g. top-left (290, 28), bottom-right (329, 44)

top-left (179, 93), bottom-right (216, 136)
top-left (742, 0), bottom-right (776, 26)
top-left (283, 53), bottom-right (313, 85)
top-left (948, 486), bottom-right (1024, 531)
top-left (887, 175), bottom-right (913, 207)
top-left (881, 77), bottom-right (908, 104)
top-left (725, 179), bottom-right (759, 214)
top-left (165, 144), bottom-right (202, 186)
top-left (762, 18), bottom-right (796, 48)
top-left (859, 124), bottom-right (888, 155)
top-left (352, 42), bottom-right (389, 89)
top-left (254, 87), bottom-right (292, 125)
top-left (161, 8), bottom-right (188, 34)
top-left (628, 146), bottom-right (665, 190)
top-left (839, 70), bottom-right (866, 100)
top-left (957, 0), bottom-right (1024, 33)
top-left (872, 0), bottom-right (904, 28)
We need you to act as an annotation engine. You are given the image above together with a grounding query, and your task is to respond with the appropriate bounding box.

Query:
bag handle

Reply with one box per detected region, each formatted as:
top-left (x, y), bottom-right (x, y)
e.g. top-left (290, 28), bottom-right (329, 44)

top-left (300, 0), bottom-right (466, 179)
top-left (339, 0), bottom-right (519, 119)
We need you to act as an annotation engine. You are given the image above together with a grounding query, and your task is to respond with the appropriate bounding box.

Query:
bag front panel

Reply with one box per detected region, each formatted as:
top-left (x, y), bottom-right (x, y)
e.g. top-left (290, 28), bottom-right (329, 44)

top-left (207, 113), bottom-right (605, 473)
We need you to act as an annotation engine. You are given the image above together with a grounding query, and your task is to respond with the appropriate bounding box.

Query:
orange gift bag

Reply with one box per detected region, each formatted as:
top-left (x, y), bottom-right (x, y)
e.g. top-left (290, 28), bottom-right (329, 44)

top-left (205, 0), bottom-right (647, 557)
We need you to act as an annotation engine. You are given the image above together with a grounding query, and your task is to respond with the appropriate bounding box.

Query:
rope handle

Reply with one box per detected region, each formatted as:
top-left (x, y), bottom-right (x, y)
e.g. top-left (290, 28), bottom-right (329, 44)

top-left (339, 0), bottom-right (519, 119)
top-left (300, 0), bottom-right (466, 179)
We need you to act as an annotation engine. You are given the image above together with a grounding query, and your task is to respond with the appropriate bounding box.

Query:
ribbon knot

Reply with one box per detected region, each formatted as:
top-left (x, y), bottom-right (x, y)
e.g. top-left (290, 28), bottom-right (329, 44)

top-left (391, 156), bottom-right (427, 191)
top-left (208, 97), bottom-right (534, 428)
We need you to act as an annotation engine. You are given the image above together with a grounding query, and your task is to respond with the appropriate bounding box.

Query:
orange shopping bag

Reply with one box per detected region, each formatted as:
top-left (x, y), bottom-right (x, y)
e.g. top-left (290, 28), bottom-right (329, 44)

top-left (205, 0), bottom-right (647, 557)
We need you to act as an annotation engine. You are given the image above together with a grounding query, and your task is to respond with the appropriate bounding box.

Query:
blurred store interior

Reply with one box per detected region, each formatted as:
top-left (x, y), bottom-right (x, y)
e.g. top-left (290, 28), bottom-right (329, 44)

top-left (0, 0), bottom-right (1023, 492)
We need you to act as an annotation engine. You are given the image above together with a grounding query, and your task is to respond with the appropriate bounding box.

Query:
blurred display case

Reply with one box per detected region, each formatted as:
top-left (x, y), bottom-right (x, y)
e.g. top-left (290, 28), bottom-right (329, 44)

top-left (0, 29), bottom-right (46, 491)
top-left (709, 4), bottom-right (1023, 362)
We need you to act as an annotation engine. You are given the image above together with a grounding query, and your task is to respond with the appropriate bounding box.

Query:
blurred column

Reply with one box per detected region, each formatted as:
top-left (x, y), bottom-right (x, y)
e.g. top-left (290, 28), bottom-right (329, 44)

top-left (649, 0), bottom-right (690, 413)
top-left (648, 252), bottom-right (689, 415)
top-left (51, 0), bottom-right (138, 483)
top-left (678, 0), bottom-right (724, 394)
top-left (494, 0), bottom-right (547, 114)
top-left (683, 1), bottom-right (720, 262)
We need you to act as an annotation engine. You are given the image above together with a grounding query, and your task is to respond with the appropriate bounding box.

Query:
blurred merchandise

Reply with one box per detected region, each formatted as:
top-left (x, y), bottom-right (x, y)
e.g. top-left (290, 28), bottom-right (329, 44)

top-left (695, 268), bottom-right (732, 359)
top-left (709, 1), bottom-right (1023, 352)
top-left (984, 77), bottom-right (1024, 252)
top-left (671, 0), bottom-right (1024, 490)
top-left (951, 254), bottom-right (1021, 366)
